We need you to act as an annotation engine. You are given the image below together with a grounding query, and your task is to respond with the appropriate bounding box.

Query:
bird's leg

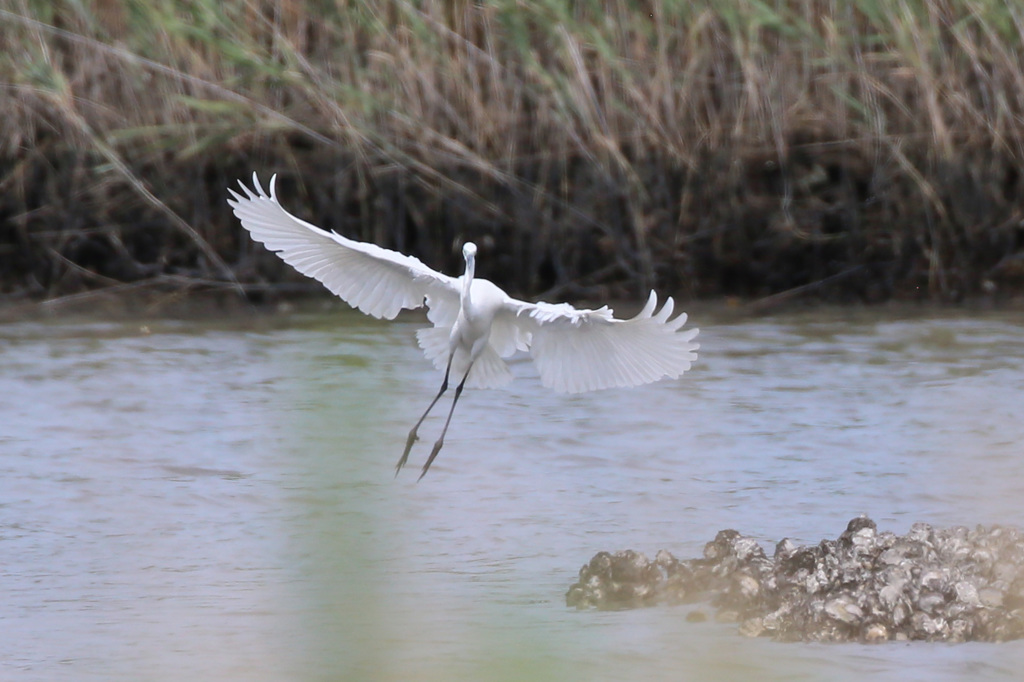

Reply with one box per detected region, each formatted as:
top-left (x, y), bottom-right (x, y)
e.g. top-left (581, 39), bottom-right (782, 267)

top-left (396, 355), bottom-right (453, 476)
top-left (418, 363), bottom-right (473, 481)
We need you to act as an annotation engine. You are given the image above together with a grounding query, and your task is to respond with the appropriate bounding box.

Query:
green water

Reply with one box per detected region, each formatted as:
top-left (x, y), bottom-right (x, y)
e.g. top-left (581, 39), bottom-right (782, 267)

top-left (2, 307), bottom-right (1024, 680)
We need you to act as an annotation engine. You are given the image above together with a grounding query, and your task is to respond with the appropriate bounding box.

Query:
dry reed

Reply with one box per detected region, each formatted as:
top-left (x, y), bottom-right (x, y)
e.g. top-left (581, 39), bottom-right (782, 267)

top-left (2, 0), bottom-right (1024, 304)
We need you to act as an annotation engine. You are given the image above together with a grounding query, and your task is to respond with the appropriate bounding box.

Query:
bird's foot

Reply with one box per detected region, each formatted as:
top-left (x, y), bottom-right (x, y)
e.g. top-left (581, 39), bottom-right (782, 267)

top-left (417, 439), bottom-right (444, 482)
top-left (395, 430), bottom-right (419, 476)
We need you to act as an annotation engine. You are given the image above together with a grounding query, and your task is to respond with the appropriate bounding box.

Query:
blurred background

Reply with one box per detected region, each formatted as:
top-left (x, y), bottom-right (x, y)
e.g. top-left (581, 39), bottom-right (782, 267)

top-left (3, 0), bottom-right (1024, 307)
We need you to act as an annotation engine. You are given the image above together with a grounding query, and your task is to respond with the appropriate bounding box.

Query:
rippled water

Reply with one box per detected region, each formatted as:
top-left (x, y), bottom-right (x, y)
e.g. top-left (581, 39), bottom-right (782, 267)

top-left (2, 305), bottom-right (1024, 681)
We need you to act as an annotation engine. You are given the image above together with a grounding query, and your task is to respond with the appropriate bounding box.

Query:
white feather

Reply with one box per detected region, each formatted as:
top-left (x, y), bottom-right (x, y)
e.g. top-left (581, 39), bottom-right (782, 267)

top-left (498, 292), bottom-right (698, 393)
top-left (229, 173), bottom-right (699, 394)
top-left (228, 173), bottom-right (458, 320)
top-left (230, 172), bottom-right (700, 476)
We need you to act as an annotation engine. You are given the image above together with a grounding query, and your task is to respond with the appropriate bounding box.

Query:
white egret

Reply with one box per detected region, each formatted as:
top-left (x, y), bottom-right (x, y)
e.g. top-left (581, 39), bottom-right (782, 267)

top-left (228, 173), bottom-right (699, 479)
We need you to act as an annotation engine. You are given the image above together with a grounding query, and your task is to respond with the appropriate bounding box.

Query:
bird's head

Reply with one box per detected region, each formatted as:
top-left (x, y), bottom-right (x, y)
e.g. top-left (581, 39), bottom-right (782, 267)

top-left (462, 242), bottom-right (477, 260)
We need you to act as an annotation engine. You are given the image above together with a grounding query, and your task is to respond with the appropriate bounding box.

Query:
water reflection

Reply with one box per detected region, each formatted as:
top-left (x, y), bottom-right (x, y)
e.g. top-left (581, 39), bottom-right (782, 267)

top-left (1, 307), bottom-right (1023, 680)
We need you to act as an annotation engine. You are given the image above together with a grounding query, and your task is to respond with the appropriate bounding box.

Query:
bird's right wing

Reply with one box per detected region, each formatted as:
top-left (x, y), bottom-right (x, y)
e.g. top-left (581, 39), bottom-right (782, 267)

top-left (502, 292), bottom-right (699, 394)
top-left (228, 173), bottom-right (458, 319)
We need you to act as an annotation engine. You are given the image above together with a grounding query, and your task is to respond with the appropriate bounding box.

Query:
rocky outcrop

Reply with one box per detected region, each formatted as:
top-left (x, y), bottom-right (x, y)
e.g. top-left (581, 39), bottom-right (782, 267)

top-left (566, 517), bottom-right (1024, 642)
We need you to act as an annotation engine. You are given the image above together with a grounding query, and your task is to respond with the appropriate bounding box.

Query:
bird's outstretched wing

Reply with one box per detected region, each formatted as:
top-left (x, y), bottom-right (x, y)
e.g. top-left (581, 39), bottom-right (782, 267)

top-left (228, 173), bottom-right (458, 319)
top-left (501, 292), bottom-right (699, 394)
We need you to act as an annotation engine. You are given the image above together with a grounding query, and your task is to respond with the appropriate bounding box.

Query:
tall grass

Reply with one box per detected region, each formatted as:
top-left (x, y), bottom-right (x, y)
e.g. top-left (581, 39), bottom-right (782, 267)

top-left (2, 0), bottom-right (1024, 303)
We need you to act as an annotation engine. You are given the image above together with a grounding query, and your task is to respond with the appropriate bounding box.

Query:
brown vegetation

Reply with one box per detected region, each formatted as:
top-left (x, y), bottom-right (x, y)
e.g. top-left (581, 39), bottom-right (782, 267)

top-left (2, 0), bottom-right (1024, 305)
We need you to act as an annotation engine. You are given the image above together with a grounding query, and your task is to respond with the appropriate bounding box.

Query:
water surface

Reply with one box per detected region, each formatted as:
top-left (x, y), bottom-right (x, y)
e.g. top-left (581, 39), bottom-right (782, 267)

top-left (2, 306), bottom-right (1023, 680)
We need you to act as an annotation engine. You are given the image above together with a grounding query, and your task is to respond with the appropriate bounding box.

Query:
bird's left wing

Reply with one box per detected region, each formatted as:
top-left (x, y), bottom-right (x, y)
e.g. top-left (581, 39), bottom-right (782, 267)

top-left (228, 173), bottom-right (458, 319)
top-left (501, 292), bottom-right (699, 394)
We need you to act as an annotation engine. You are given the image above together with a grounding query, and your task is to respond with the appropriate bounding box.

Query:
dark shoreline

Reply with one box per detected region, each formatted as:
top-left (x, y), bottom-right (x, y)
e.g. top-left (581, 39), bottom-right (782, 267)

top-left (5, 149), bottom-right (1024, 307)
top-left (2, 286), bottom-right (1022, 329)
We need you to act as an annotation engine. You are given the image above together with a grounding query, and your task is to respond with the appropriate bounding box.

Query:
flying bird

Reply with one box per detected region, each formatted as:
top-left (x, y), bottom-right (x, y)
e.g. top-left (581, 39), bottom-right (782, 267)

top-left (228, 173), bottom-right (699, 479)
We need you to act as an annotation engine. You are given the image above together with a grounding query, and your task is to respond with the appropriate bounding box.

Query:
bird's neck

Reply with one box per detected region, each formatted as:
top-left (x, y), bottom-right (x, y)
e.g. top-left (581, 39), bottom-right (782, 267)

top-left (461, 260), bottom-right (475, 311)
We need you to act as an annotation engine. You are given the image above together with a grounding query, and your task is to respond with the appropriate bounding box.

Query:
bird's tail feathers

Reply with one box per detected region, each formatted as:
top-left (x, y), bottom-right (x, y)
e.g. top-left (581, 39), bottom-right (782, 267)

top-left (463, 344), bottom-right (513, 389)
top-left (416, 326), bottom-right (512, 389)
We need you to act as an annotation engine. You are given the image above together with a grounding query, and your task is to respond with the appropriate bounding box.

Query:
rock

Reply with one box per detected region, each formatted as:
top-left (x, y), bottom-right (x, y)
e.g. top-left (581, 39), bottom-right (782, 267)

top-left (825, 595), bottom-right (864, 624)
top-left (863, 622), bottom-right (889, 642)
top-left (565, 517), bottom-right (1024, 642)
top-left (739, 617), bottom-right (766, 637)
top-left (955, 581), bottom-right (982, 608)
top-left (685, 608), bottom-right (709, 623)
top-left (736, 573), bottom-right (761, 600)
top-left (980, 587), bottom-right (1004, 608)
top-left (565, 550), bottom-right (663, 609)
